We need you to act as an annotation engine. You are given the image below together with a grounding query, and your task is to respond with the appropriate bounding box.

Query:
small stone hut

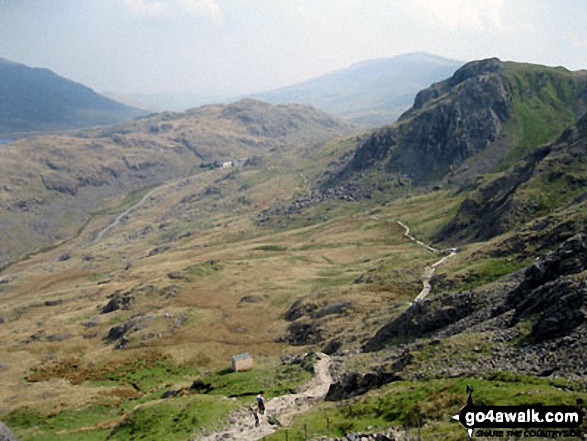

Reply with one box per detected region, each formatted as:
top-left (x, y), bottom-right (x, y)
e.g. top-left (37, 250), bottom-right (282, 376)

top-left (231, 352), bottom-right (253, 372)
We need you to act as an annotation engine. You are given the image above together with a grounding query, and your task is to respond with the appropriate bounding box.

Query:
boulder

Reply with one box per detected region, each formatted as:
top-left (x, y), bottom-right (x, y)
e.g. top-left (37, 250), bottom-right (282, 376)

top-left (322, 339), bottom-right (342, 355)
top-left (104, 315), bottom-right (154, 343)
top-left (189, 380), bottom-right (213, 394)
top-left (280, 321), bottom-right (323, 346)
top-left (101, 292), bottom-right (134, 314)
top-left (315, 301), bottom-right (353, 318)
top-left (0, 421), bottom-right (19, 441)
top-left (161, 389), bottom-right (178, 399)
top-left (284, 299), bottom-right (318, 321)
top-left (237, 295), bottom-right (264, 306)
top-left (325, 371), bottom-right (401, 401)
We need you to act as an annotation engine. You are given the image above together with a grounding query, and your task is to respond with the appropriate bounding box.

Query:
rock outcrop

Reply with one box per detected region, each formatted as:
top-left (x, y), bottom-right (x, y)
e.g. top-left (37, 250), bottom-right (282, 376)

top-left (280, 321), bottom-right (323, 346)
top-left (437, 113), bottom-right (587, 244)
top-left (101, 292), bottom-right (134, 314)
top-left (362, 291), bottom-right (476, 351)
top-left (362, 233), bottom-right (587, 380)
top-left (325, 371), bottom-right (401, 402)
top-left (338, 59), bottom-right (511, 185)
top-left (330, 58), bottom-right (587, 193)
top-left (0, 421), bottom-right (19, 441)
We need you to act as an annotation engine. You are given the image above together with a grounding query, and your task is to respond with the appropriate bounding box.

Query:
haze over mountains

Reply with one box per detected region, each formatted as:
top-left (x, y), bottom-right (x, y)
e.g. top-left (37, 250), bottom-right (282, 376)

top-left (102, 52), bottom-right (462, 127)
top-left (0, 58), bottom-right (146, 136)
top-left (252, 52), bottom-right (463, 126)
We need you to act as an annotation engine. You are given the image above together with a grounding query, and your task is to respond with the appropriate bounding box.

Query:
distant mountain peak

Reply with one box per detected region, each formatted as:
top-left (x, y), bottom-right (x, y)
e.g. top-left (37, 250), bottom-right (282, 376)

top-left (251, 53), bottom-right (463, 127)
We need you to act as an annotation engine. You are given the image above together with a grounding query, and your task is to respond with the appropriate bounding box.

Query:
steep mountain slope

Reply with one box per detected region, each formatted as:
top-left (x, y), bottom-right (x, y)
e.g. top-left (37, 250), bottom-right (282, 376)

top-left (438, 113), bottom-right (587, 244)
top-left (0, 58), bottom-right (146, 136)
top-left (333, 58), bottom-right (587, 187)
top-left (0, 99), bottom-right (355, 266)
top-left (360, 121), bottom-right (587, 391)
top-left (253, 52), bottom-right (462, 126)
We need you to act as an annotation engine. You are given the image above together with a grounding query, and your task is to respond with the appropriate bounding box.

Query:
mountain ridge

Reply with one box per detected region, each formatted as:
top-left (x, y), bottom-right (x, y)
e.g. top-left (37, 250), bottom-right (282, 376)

top-left (0, 98), bottom-right (356, 266)
top-left (0, 58), bottom-right (586, 441)
top-left (329, 58), bottom-right (587, 190)
top-left (251, 52), bottom-right (463, 126)
top-left (0, 58), bottom-right (146, 136)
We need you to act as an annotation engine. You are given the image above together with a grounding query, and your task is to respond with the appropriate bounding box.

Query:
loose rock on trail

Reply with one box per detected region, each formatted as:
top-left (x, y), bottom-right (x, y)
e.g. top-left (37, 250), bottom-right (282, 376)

top-left (197, 352), bottom-right (332, 441)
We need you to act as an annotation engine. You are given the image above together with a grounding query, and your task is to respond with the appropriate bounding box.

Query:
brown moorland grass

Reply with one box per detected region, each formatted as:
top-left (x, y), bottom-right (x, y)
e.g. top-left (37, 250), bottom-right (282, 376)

top-left (0, 134), bottom-right (465, 433)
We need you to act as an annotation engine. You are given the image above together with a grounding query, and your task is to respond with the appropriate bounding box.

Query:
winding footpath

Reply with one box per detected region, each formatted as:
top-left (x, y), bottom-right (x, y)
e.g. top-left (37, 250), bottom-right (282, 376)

top-left (198, 353), bottom-right (332, 441)
top-left (93, 183), bottom-right (173, 243)
top-left (396, 220), bottom-right (457, 303)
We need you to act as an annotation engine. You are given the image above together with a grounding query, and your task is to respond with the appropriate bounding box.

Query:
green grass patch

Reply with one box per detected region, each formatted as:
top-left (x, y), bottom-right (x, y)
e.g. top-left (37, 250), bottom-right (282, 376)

top-left (304, 274), bottom-right (358, 289)
top-left (443, 256), bottom-right (532, 291)
top-left (184, 260), bottom-right (223, 280)
top-left (204, 361), bottom-right (312, 403)
top-left (93, 185), bottom-right (159, 217)
top-left (109, 395), bottom-right (239, 440)
top-left (103, 360), bottom-right (198, 391)
top-left (499, 64), bottom-right (583, 170)
top-left (27, 352), bottom-right (199, 390)
top-left (7, 405), bottom-right (116, 441)
top-left (263, 375), bottom-right (586, 441)
top-left (253, 245), bottom-right (288, 252)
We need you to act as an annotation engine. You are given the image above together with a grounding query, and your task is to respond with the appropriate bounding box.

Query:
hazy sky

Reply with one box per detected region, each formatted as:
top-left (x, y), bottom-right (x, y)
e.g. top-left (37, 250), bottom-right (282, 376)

top-left (1, 0), bottom-right (586, 95)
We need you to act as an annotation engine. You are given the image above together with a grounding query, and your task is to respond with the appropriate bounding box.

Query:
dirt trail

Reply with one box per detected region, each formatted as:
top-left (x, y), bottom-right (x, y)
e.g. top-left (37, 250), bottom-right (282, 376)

top-left (395, 220), bottom-right (457, 303)
top-left (198, 352), bottom-right (332, 441)
top-left (93, 182), bottom-right (176, 243)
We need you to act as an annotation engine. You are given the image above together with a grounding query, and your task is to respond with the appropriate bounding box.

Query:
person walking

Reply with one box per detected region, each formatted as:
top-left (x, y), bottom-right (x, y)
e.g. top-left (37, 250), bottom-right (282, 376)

top-left (250, 404), bottom-right (260, 427)
top-left (256, 391), bottom-right (265, 415)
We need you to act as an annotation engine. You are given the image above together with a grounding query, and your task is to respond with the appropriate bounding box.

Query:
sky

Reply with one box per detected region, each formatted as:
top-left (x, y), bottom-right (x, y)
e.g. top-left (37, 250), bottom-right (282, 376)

top-left (0, 0), bottom-right (586, 96)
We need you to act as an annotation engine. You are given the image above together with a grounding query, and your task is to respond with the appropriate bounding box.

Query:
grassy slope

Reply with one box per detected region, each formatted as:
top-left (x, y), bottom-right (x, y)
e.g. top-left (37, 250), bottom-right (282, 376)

top-left (2, 112), bottom-right (585, 440)
top-left (1, 143), bottom-right (584, 439)
top-left (0, 99), bottom-right (355, 267)
top-left (263, 375), bottom-right (585, 441)
top-left (499, 63), bottom-right (586, 169)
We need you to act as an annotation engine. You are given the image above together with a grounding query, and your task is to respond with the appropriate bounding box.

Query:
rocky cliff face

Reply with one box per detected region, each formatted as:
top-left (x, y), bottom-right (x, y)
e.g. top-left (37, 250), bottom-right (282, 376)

top-left (339, 59), bottom-right (511, 184)
top-left (334, 58), bottom-right (587, 187)
top-left (437, 113), bottom-right (587, 244)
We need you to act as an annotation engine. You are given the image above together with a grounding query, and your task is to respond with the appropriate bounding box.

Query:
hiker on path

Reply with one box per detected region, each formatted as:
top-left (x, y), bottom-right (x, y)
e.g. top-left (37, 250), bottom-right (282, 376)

top-left (256, 391), bottom-right (265, 415)
top-left (250, 405), bottom-right (260, 427)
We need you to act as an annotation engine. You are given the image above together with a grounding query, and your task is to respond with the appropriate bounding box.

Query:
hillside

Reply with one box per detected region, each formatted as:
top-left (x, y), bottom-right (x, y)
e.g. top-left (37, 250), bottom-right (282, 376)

top-left (252, 52), bottom-right (462, 126)
top-left (437, 113), bottom-right (587, 244)
top-left (0, 60), bottom-right (586, 441)
top-left (0, 98), bottom-right (356, 266)
top-left (332, 58), bottom-right (587, 188)
top-left (0, 58), bottom-right (146, 136)
top-left (102, 91), bottom-right (229, 113)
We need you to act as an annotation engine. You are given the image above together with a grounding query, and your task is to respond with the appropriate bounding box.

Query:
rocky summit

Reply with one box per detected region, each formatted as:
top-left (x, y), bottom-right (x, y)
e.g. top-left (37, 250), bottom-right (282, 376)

top-left (331, 58), bottom-right (587, 187)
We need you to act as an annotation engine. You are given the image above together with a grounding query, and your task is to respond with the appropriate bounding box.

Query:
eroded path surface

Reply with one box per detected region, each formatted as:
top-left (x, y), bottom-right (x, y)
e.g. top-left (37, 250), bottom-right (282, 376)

top-left (198, 352), bottom-right (332, 441)
top-left (93, 182), bottom-right (175, 243)
top-left (396, 220), bottom-right (457, 303)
